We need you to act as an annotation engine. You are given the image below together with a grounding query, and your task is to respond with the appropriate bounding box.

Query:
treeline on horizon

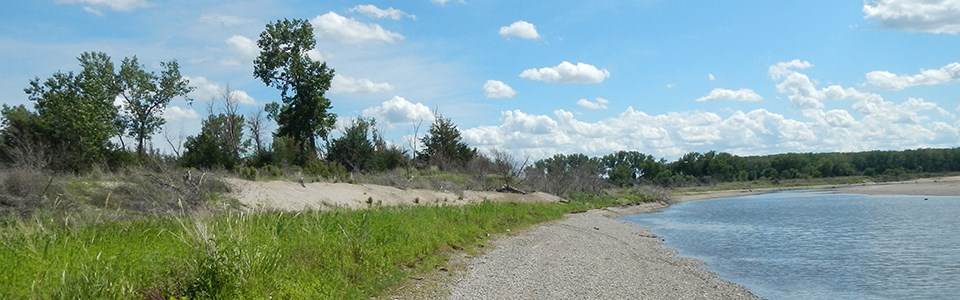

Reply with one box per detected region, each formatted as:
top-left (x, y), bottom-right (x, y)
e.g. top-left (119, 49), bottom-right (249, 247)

top-left (2, 17), bottom-right (958, 197)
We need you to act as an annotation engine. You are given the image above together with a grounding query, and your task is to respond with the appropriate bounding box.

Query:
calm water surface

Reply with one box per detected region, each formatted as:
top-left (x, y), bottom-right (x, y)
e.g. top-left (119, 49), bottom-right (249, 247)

top-left (621, 191), bottom-right (960, 300)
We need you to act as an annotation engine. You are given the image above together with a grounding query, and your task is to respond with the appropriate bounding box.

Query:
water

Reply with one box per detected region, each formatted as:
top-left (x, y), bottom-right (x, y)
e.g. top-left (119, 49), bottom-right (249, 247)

top-left (621, 191), bottom-right (960, 300)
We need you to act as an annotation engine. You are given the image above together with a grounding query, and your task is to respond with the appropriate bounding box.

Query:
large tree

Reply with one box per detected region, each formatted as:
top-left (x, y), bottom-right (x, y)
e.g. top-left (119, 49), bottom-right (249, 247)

top-left (254, 18), bottom-right (336, 164)
top-left (116, 56), bottom-right (193, 156)
top-left (20, 52), bottom-right (121, 171)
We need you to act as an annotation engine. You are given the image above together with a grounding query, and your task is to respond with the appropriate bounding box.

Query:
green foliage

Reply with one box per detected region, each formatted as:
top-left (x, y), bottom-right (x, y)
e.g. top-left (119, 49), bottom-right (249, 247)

top-left (418, 114), bottom-right (476, 170)
top-left (524, 153), bottom-right (608, 196)
top-left (328, 118), bottom-right (376, 172)
top-left (18, 52), bottom-right (121, 172)
top-left (255, 18), bottom-right (337, 165)
top-left (0, 105), bottom-right (48, 169)
top-left (0, 202), bottom-right (575, 299)
top-left (182, 114), bottom-right (248, 170)
top-left (116, 56), bottom-right (194, 156)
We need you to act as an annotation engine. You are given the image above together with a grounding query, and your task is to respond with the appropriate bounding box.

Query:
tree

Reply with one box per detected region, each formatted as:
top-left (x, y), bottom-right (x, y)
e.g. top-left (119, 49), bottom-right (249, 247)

top-left (0, 105), bottom-right (49, 169)
top-left (21, 52), bottom-right (121, 171)
top-left (182, 86), bottom-right (248, 170)
top-left (254, 18), bottom-right (336, 164)
top-left (418, 114), bottom-right (476, 170)
top-left (327, 118), bottom-right (375, 172)
top-left (116, 56), bottom-right (193, 156)
top-left (182, 114), bottom-right (246, 169)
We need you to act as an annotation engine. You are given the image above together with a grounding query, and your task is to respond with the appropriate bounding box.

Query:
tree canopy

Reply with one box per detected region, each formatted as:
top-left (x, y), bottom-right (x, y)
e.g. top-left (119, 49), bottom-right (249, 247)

top-left (116, 56), bottom-right (193, 156)
top-left (254, 18), bottom-right (336, 165)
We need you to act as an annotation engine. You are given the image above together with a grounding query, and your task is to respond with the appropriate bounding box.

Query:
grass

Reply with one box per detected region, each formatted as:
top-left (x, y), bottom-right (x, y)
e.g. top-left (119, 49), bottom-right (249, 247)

top-left (0, 198), bottom-right (625, 299)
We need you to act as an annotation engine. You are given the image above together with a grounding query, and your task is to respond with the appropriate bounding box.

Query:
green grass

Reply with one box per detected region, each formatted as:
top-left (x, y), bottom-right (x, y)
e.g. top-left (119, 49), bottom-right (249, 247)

top-left (1, 200), bottom-right (609, 299)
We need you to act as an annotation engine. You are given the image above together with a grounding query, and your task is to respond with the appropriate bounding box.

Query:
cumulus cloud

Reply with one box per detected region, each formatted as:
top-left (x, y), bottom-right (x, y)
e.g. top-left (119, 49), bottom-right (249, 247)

top-left (696, 88), bottom-right (763, 102)
top-left (863, 0), bottom-right (960, 34)
top-left (361, 96), bottom-right (434, 126)
top-left (483, 80), bottom-right (517, 99)
top-left (164, 106), bottom-right (200, 121)
top-left (708, 73), bottom-right (716, 81)
top-left (186, 76), bottom-right (257, 105)
top-left (311, 12), bottom-right (404, 44)
top-left (225, 35), bottom-right (258, 60)
top-left (57, 0), bottom-right (149, 12)
top-left (331, 75), bottom-right (394, 94)
top-left (576, 98), bottom-right (610, 110)
top-left (499, 21), bottom-right (540, 40)
top-left (865, 62), bottom-right (960, 90)
top-left (461, 61), bottom-right (959, 160)
top-left (349, 4), bottom-right (416, 20)
top-left (520, 61), bottom-right (610, 84)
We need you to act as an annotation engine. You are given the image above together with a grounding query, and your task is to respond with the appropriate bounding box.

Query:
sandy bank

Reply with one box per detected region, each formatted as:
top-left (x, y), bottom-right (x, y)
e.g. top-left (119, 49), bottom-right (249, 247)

top-left (831, 176), bottom-right (960, 196)
top-left (445, 204), bottom-right (758, 299)
top-left (671, 176), bottom-right (960, 203)
top-left (226, 178), bottom-right (564, 211)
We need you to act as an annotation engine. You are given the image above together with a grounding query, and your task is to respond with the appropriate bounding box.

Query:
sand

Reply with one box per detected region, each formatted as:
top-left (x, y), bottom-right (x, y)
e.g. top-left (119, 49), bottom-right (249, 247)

top-left (227, 178), bottom-right (565, 211)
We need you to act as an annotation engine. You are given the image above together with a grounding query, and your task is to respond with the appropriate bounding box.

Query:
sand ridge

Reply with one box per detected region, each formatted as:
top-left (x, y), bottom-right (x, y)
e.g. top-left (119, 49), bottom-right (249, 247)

top-left (227, 178), bottom-right (565, 211)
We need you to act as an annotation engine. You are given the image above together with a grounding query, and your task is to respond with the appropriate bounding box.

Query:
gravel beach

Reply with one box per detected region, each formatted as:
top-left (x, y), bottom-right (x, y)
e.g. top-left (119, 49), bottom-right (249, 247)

top-left (446, 205), bottom-right (758, 300)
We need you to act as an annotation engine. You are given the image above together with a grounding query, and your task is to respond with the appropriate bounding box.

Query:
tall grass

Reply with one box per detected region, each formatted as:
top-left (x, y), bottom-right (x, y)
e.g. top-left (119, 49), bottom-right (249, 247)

top-left (0, 201), bottom-right (577, 299)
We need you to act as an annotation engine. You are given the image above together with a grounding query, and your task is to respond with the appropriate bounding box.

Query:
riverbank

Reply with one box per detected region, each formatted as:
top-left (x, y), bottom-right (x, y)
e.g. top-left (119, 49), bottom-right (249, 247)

top-left (441, 202), bottom-right (758, 299)
top-left (670, 175), bottom-right (960, 203)
top-left (438, 176), bottom-right (960, 299)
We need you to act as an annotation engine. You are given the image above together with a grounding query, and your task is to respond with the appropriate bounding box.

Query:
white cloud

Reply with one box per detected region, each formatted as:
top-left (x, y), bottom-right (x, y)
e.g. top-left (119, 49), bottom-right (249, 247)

top-left (200, 14), bottom-right (253, 26)
top-left (462, 101), bottom-right (959, 161)
top-left (164, 106), bottom-right (199, 121)
top-left (865, 62), bottom-right (960, 90)
top-left (499, 21), bottom-right (541, 40)
top-left (520, 61), bottom-right (610, 84)
top-left (57, 0), bottom-right (149, 12)
top-left (331, 75), bottom-right (394, 94)
top-left (460, 61), bottom-right (958, 160)
top-left (708, 73), bottom-right (716, 81)
top-left (863, 0), bottom-right (960, 34)
top-left (697, 88), bottom-right (762, 102)
top-left (576, 98), bottom-right (610, 110)
top-left (349, 4), bottom-right (416, 20)
top-left (185, 76), bottom-right (257, 105)
top-left (361, 96), bottom-right (434, 126)
top-left (483, 80), bottom-right (517, 99)
top-left (225, 35), bottom-right (258, 60)
top-left (311, 12), bottom-right (404, 44)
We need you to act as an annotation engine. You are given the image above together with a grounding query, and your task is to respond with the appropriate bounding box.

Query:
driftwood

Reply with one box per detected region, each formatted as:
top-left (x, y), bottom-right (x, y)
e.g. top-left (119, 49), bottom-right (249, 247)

top-left (496, 185), bottom-right (527, 194)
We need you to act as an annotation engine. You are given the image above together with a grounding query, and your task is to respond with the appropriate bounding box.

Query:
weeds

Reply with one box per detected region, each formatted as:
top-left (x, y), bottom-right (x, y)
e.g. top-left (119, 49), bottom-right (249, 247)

top-left (0, 201), bottom-right (574, 299)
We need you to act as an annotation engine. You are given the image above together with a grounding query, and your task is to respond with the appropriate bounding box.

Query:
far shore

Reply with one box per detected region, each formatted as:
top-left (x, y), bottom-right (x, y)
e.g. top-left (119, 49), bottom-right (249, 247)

top-left (671, 175), bottom-right (960, 203)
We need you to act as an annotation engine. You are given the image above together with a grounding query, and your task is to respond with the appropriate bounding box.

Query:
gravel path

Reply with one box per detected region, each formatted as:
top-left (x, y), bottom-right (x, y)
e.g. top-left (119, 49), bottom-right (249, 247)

top-left (446, 209), bottom-right (758, 300)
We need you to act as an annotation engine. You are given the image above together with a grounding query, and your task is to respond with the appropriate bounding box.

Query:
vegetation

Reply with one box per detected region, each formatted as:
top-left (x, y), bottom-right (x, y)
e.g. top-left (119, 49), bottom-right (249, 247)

top-left (255, 18), bottom-right (336, 165)
top-left (0, 199), bottom-right (641, 299)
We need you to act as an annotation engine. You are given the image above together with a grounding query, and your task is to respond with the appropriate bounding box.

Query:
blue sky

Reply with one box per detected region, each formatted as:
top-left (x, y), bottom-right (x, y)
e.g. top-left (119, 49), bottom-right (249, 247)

top-left (1, 0), bottom-right (959, 160)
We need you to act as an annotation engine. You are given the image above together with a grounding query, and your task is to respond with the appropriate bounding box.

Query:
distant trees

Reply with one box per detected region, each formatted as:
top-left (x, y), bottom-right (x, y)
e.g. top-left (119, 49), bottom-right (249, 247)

top-left (327, 118), bottom-right (376, 172)
top-left (116, 56), bottom-right (193, 156)
top-left (181, 87), bottom-right (248, 170)
top-left (418, 114), bottom-right (476, 170)
top-left (255, 18), bottom-right (336, 165)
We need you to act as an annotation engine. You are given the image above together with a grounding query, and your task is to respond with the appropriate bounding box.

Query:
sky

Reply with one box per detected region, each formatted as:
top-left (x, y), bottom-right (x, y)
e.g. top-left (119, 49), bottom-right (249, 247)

top-left (1, 0), bottom-right (959, 160)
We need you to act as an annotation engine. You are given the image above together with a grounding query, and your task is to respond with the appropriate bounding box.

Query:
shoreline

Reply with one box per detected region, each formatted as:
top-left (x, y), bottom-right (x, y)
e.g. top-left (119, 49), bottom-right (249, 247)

top-left (441, 176), bottom-right (960, 299)
top-left (443, 202), bottom-right (759, 299)
top-left (671, 175), bottom-right (960, 203)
